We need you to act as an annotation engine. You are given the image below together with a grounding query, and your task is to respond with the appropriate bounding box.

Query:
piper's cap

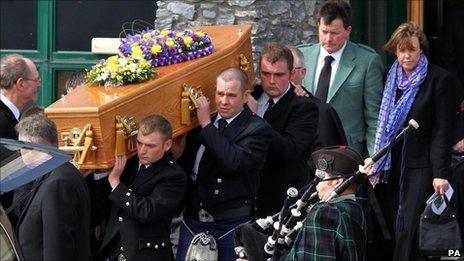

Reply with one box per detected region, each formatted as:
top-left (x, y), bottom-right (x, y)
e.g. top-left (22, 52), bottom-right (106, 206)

top-left (311, 146), bottom-right (364, 178)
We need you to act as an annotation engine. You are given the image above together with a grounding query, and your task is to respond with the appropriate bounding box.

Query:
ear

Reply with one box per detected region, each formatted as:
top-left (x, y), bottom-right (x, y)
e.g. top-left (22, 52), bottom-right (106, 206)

top-left (163, 139), bottom-right (172, 151)
top-left (290, 68), bottom-right (296, 79)
top-left (346, 26), bottom-right (352, 35)
top-left (16, 78), bottom-right (26, 90)
top-left (331, 177), bottom-right (344, 187)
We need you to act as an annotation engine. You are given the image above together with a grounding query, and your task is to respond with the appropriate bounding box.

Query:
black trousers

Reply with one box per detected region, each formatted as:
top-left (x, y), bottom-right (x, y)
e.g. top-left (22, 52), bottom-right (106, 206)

top-left (373, 155), bottom-right (434, 261)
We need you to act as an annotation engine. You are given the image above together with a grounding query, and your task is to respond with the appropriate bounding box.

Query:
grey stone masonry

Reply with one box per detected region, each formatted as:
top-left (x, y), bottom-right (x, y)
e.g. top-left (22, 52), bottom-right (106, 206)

top-left (155, 0), bottom-right (328, 68)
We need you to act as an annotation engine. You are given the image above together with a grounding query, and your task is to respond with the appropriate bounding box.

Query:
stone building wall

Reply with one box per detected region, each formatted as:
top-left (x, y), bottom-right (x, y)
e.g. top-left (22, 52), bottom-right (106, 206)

top-left (155, 0), bottom-right (327, 63)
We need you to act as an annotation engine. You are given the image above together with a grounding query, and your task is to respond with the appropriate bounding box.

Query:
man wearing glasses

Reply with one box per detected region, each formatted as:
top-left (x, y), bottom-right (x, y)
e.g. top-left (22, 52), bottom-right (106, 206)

top-left (0, 54), bottom-right (41, 140)
top-left (0, 54), bottom-right (41, 212)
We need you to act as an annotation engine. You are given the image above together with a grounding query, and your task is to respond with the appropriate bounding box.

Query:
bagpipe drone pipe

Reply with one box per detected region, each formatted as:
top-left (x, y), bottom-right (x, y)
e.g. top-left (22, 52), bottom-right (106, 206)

top-left (233, 119), bottom-right (419, 261)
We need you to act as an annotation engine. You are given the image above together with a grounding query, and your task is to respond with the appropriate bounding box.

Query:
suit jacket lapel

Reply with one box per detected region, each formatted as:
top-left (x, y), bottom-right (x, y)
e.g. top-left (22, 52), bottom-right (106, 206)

top-left (223, 106), bottom-right (253, 141)
top-left (328, 41), bottom-right (356, 102)
top-left (131, 154), bottom-right (168, 189)
top-left (305, 46), bottom-right (320, 93)
top-left (264, 85), bottom-right (294, 124)
top-left (196, 114), bottom-right (221, 179)
top-left (197, 107), bottom-right (253, 180)
top-left (0, 100), bottom-right (18, 125)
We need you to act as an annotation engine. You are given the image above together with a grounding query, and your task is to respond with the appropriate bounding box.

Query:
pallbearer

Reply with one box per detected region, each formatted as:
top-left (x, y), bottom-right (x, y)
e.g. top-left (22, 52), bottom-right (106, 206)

top-left (97, 115), bottom-right (186, 261)
top-left (174, 67), bottom-right (272, 260)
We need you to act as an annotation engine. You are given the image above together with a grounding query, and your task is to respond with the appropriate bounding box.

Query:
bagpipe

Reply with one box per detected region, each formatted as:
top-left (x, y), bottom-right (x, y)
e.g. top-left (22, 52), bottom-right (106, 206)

top-left (234, 119), bottom-right (419, 261)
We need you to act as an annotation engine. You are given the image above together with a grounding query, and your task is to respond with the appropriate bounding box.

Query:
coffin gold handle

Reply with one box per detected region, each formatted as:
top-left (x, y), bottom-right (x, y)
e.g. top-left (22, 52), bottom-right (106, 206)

top-left (181, 84), bottom-right (203, 125)
top-left (239, 53), bottom-right (250, 71)
top-left (115, 115), bottom-right (138, 156)
top-left (60, 123), bottom-right (97, 169)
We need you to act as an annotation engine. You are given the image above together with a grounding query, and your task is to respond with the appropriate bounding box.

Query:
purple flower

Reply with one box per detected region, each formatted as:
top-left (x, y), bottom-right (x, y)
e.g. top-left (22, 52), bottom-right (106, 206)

top-left (117, 28), bottom-right (214, 68)
top-left (119, 43), bottom-right (132, 57)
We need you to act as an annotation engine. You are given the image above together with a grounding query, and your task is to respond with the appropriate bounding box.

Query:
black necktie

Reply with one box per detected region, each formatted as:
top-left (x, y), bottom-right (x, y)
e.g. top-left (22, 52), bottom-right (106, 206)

top-left (263, 98), bottom-right (275, 118)
top-left (217, 118), bottom-right (227, 134)
top-left (315, 55), bottom-right (334, 102)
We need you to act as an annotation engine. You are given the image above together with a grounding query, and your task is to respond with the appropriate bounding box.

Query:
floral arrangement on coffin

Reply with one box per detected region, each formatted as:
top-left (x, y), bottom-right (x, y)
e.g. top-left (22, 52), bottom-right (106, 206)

top-left (86, 55), bottom-right (154, 87)
top-left (119, 29), bottom-right (214, 67)
top-left (87, 28), bottom-right (214, 87)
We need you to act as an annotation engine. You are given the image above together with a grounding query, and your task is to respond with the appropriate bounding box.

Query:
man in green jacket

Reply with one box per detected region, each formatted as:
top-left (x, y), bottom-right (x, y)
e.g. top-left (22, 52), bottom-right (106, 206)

top-left (298, 1), bottom-right (384, 156)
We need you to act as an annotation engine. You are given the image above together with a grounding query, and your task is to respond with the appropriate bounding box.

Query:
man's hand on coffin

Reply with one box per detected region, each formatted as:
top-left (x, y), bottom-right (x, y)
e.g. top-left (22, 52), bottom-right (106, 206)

top-left (245, 91), bottom-right (258, 114)
top-left (171, 133), bottom-right (187, 159)
top-left (109, 155), bottom-right (127, 189)
top-left (196, 96), bottom-right (212, 128)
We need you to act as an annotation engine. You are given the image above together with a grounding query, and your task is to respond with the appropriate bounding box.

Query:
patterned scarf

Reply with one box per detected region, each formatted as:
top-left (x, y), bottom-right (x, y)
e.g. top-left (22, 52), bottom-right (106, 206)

top-left (370, 54), bottom-right (428, 187)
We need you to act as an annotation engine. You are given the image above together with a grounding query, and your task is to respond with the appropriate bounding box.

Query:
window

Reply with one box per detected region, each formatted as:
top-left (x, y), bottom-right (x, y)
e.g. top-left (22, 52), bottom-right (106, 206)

top-left (0, 1), bottom-right (38, 50)
top-left (0, 0), bottom-right (157, 107)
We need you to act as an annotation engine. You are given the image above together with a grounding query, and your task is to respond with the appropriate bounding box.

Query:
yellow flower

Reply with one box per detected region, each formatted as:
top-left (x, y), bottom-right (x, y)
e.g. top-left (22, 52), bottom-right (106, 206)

top-left (143, 33), bottom-right (152, 39)
top-left (160, 29), bottom-right (169, 37)
top-left (131, 44), bottom-right (143, 58)
top-left (151, 44), bottom-right (162, 55)
top-left (108, 63), bottom-right (119, 74)
top-left (183, 36), bottom-right (193, 47)
top-left (166, 38), bottom-right (175, 48)
top-left (139, 59), bottom-right (150, 68)
top-left (107, 55), bottom-right (119, 65)
top-left (195, 31), bottom-right (205, 38)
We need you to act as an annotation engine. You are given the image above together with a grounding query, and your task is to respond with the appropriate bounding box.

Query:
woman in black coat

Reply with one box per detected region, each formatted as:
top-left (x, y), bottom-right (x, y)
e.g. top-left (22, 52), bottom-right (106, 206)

top-left (370, 22), bottom-right (459, 260)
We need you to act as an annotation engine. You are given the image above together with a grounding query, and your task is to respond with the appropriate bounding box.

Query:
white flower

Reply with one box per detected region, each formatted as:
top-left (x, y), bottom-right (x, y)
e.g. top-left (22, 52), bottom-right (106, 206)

top-left (118, 58), bottom-right (127, 67)
top-left (129, 63), bottom-right (137, 72)
top-left (96, 70), bottom-right (109, 81)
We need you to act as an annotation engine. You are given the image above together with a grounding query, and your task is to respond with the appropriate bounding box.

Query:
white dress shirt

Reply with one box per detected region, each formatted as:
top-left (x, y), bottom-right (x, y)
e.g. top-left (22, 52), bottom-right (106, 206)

top-left (313, 40), bottom-right (347, 94)
top-left (256, 84), bottom-right (291, 118)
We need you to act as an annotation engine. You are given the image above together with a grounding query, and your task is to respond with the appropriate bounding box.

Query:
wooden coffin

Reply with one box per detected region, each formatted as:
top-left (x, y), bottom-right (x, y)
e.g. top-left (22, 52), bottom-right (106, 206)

top-left (45, 24), bottom-right (254, 169)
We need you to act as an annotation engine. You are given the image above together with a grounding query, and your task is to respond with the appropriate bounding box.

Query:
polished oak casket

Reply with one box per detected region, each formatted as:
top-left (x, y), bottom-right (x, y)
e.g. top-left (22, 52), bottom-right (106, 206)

top-left (45, 24), bottom-right (254, 169)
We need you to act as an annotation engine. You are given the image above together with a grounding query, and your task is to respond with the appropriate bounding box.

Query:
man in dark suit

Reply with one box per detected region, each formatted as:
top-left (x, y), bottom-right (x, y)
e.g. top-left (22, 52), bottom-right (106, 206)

top-left (246, 43), bottom-right (319, 218)
top-left (15, 113), bottom-right (91, 261)
top-left (0, 54), bottom-right (41, 211)
top-left (175, 68), bottom-right (272, 260)
top-left (98, 115), bottom-right (186, 261)
top-left (0, 54), bottom-right (41, 140)
top-left (288, 45), bottom-right (347, 151)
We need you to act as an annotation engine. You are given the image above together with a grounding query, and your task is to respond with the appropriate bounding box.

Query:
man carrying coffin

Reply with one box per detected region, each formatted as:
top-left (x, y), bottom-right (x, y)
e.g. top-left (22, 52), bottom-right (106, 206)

top-left (175, 67), bottom-right (272, 260)
top-left (98, 115), bottom-right (186, 260)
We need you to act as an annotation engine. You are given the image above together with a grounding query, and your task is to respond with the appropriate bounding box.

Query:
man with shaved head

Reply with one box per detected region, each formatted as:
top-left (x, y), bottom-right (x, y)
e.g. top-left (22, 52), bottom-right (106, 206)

top-left (175, 67), bottom-right (272, 260)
